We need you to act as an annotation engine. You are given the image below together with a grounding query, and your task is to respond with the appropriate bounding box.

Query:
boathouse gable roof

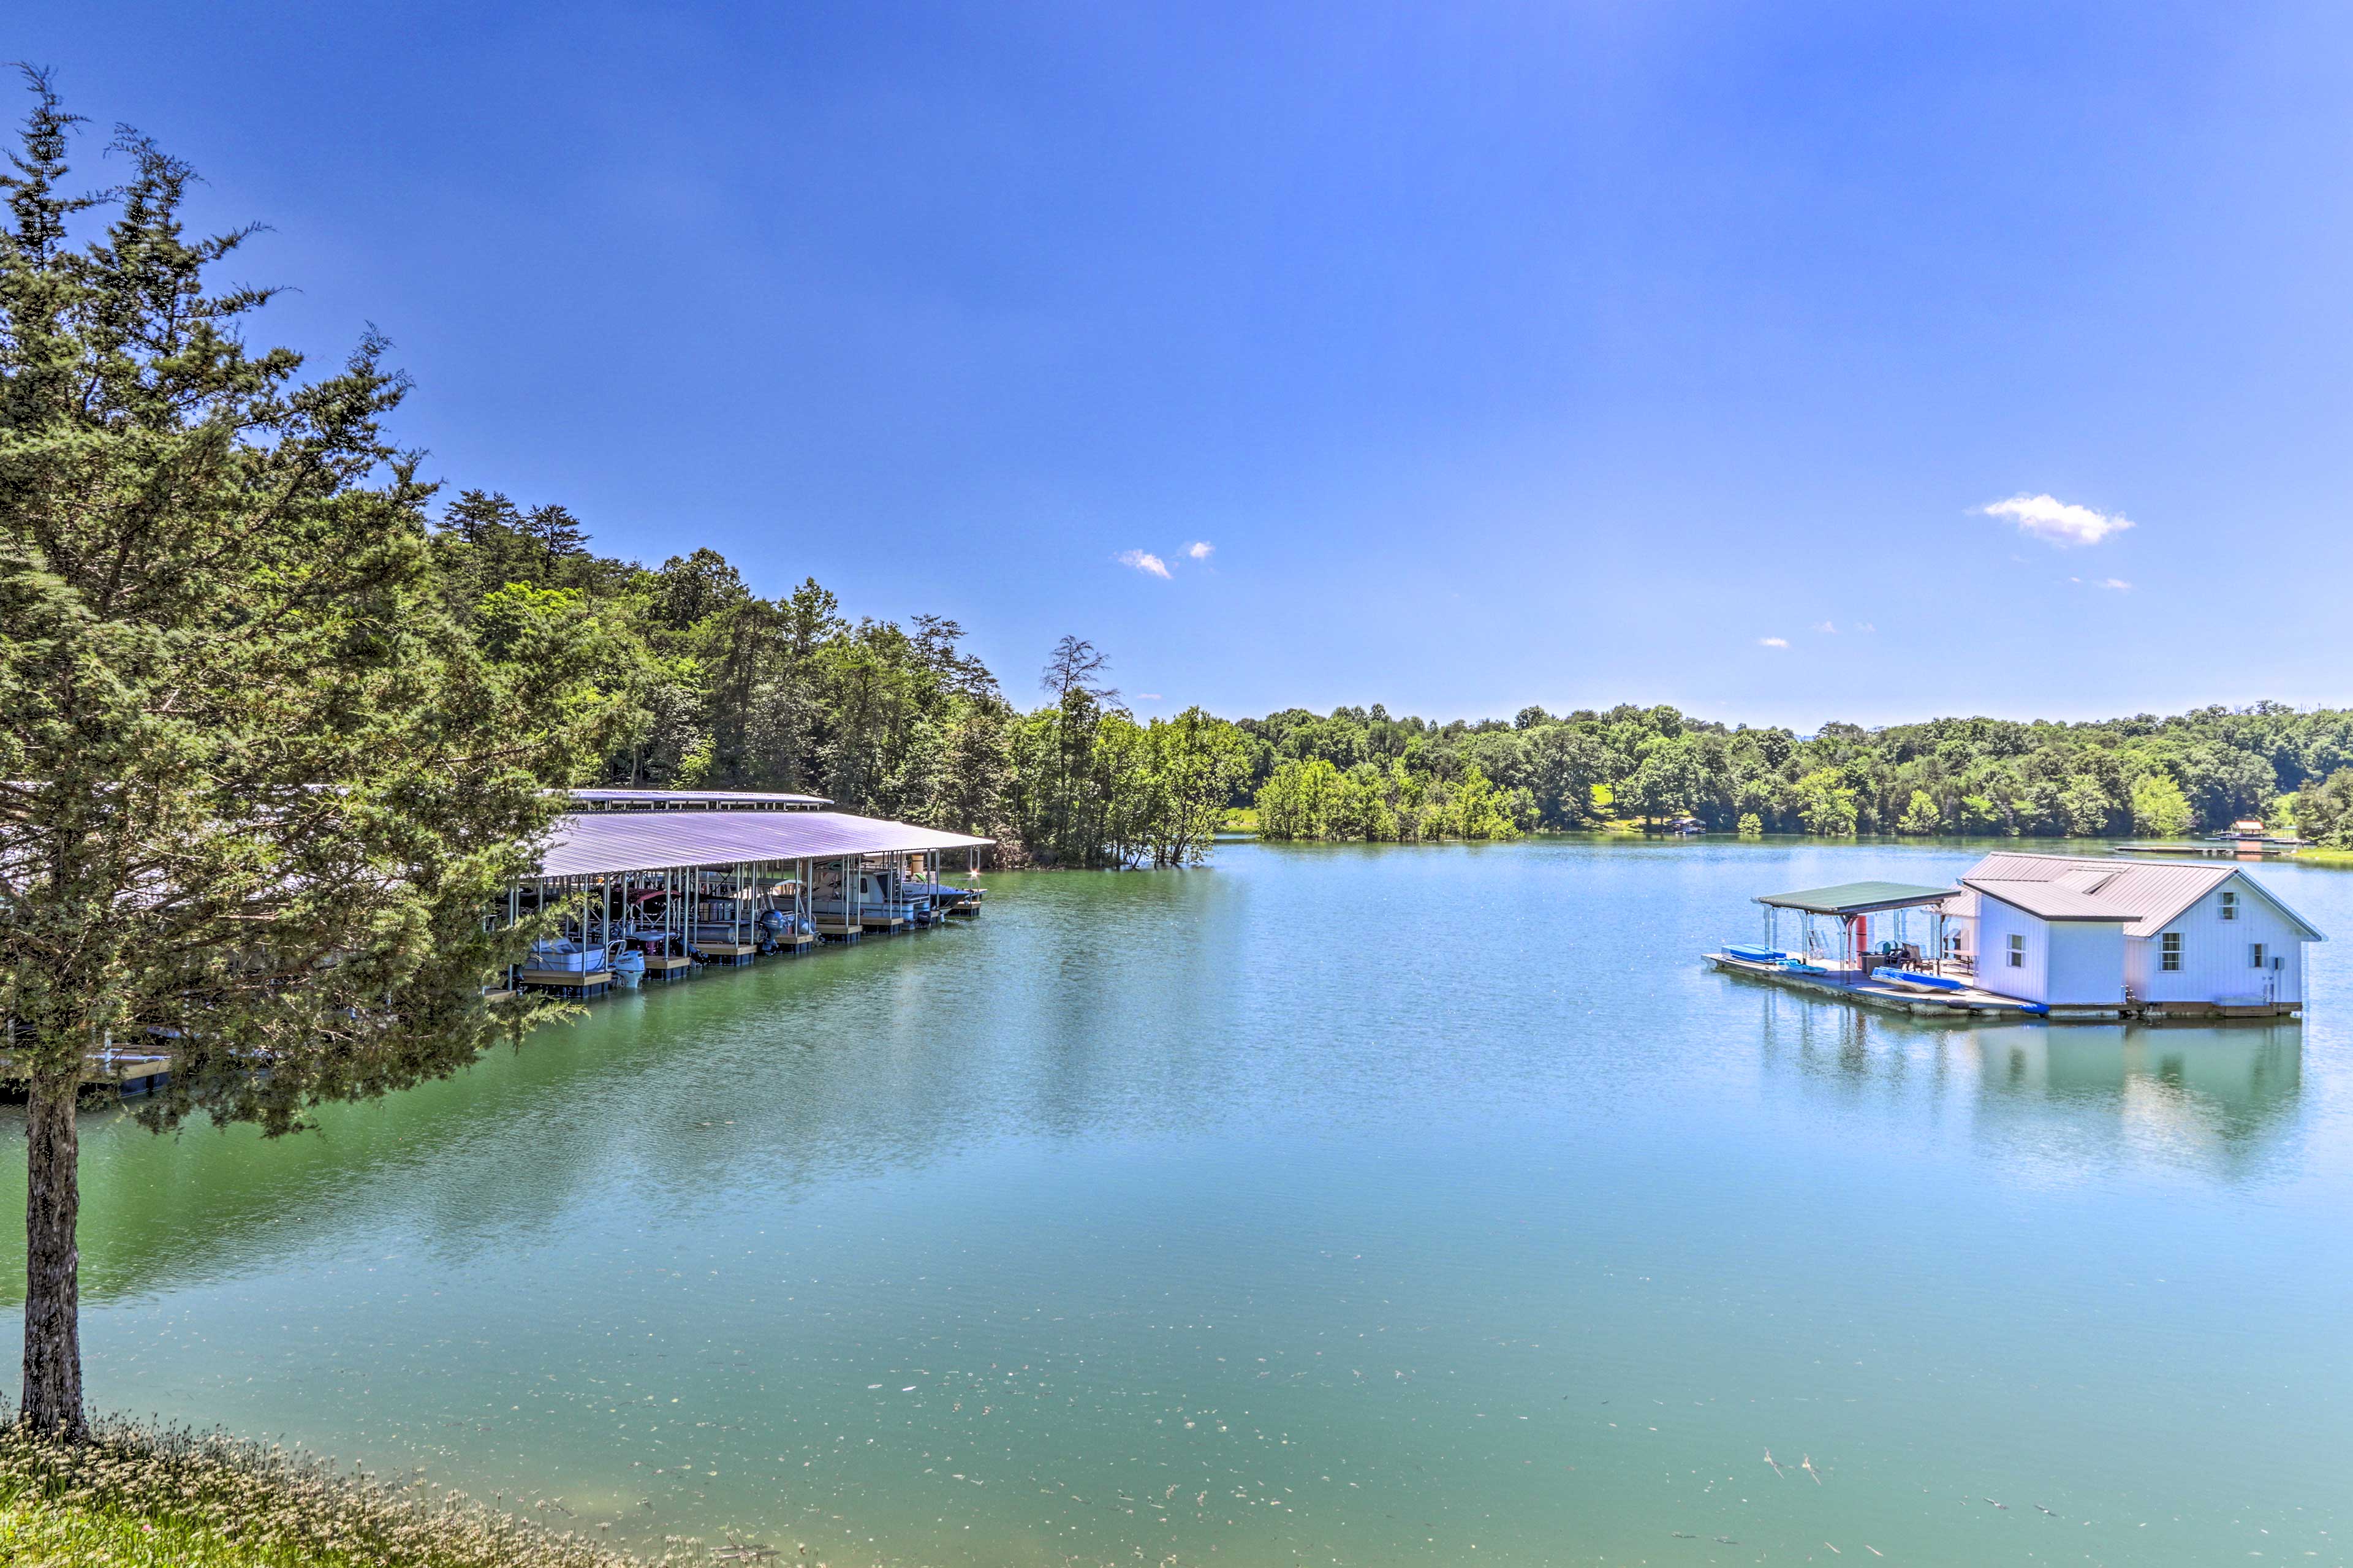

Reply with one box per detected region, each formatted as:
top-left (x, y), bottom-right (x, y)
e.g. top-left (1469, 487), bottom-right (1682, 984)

top-left (1956, 852), bottom-right (2324, 941)
top-left (1963, 879), bottom-right (2135, 922)
top-left (536, 809), bottom-right (993, 879)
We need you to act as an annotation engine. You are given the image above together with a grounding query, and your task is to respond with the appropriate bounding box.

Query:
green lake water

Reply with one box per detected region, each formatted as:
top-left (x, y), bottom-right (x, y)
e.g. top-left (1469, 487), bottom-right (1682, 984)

top-left (7, 837), bottom-right (2352, 1566)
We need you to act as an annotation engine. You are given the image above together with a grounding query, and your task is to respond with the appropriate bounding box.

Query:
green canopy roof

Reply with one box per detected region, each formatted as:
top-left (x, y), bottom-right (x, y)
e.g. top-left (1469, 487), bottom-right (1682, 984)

top-left (1754, 879), bottom-right (1955, 915)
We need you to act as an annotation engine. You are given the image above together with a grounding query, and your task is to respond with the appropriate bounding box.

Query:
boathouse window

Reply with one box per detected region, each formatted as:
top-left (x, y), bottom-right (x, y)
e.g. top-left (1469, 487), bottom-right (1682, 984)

top-left (2250, 942), bottom-right (2268, 969)
top-left (2006, 934), bottom-right (2025, 968)
top-left (2161, 933), bottom-right (2182, 972)
top-left (2219, 890), bottom-right (2238, 921)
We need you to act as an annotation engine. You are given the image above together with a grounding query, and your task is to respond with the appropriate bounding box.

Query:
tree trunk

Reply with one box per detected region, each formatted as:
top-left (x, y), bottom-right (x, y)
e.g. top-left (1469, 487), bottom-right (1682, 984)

top-left (20, 1069), bottom-right (85, 1439)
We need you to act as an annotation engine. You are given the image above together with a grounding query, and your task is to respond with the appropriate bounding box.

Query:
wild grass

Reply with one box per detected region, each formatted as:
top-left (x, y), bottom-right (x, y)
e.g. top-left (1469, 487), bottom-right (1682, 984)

top-left (0, 1411), bottom-right (687, 1567)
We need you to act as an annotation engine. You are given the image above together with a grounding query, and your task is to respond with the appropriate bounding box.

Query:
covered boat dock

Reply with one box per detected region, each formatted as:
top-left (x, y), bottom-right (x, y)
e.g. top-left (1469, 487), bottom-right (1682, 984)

top-left (502, 806), bottom-right (993, 997)
top-left (1752, 879), bottom-right (1958, 975)
top-left (1707, 877), bottom-right (2050, 1018)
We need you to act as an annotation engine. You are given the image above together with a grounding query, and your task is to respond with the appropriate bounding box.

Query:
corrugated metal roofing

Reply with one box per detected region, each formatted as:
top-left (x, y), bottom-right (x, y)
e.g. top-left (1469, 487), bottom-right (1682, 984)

top-left (568, 788), bottom-right (832, 808)
top-left (535, 811), bottom-right (993, 879)
top-left (1966, 878), bottom-right (2134, 921)
top-left (1957, 850), bottom-right (2324, 939)
top-left (1756, 880), bottom-right (1957, 915)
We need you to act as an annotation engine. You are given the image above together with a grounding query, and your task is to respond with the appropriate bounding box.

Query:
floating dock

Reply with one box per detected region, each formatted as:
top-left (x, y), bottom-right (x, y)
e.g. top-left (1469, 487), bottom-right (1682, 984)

top-left (0, 1050), bottom-right (176, 1096)
top-left (2115, 839), bottom-right (2302, 859)
top-left (1705, 950), bottom-right (2058, 1018)
top-left (1708, 949), bottom-right (2302, 1020)
top-left (1717, 861), bottom-right (2319, 1023)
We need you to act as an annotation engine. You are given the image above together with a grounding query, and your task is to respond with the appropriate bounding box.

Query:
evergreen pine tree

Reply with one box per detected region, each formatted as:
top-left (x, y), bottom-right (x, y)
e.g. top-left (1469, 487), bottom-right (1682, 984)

top-left (0, 73), bottom-right (615, 1436)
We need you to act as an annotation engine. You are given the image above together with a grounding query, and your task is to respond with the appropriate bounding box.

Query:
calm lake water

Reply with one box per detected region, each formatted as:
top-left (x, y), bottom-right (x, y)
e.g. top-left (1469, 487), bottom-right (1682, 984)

top-left (8, 838), bottom-right (2353, 1566)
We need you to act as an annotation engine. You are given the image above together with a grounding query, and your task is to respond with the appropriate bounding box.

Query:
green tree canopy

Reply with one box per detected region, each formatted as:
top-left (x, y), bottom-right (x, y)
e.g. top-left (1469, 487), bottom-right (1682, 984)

top-left (0, 75), bottom-right (613, 1435)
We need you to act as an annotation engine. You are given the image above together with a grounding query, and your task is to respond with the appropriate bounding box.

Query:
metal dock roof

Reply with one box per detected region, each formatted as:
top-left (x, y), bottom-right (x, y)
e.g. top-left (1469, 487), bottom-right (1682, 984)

top-left (568, 788), bottom-right (833, 809)
top-left (1754, 880), bottom-right (1957, 915)
top-left (536, 811), bottom-right (993, 879)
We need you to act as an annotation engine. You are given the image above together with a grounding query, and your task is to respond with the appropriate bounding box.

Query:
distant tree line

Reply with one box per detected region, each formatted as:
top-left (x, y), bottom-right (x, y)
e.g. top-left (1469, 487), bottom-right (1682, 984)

top-left (419, 494), bottom-right (2353, 854)
top-left (1234, 702), bottom-right (2353, 845)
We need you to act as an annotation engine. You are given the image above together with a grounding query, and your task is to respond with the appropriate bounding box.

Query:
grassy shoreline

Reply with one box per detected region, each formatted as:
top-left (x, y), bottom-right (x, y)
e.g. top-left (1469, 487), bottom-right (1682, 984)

top-left (0, 1412), bottom-right (683, 1567)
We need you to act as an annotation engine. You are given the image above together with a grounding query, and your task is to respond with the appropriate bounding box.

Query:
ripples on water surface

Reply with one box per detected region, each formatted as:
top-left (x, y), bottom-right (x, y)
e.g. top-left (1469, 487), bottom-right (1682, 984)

top-left (7, 838), bottom-right (2352, 1566)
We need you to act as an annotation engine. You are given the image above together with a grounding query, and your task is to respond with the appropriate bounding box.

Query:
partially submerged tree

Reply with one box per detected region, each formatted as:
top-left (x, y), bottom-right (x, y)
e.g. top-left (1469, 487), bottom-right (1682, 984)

top-left (0, 73), bottom-right (613, 1436)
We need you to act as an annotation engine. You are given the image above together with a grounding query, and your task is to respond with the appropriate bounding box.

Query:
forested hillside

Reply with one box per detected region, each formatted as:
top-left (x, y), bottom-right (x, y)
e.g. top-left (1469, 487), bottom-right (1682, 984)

top-left (422, 503), bottom-right (2353, 855)
top-left (1236, 703), bottom-right (2353, 844)
top-left (423, 499), bottom-right (1245, 868)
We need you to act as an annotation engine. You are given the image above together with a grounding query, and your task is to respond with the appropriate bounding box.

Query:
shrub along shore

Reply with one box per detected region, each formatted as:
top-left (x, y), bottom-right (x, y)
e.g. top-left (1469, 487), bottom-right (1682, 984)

top-left (0, 1411), bottom-right (680, 1567)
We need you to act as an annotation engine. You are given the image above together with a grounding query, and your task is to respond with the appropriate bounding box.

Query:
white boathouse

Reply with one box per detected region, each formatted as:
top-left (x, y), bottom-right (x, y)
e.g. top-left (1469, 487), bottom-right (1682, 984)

top-left (1941, 852), bottom-right (2323, 1015)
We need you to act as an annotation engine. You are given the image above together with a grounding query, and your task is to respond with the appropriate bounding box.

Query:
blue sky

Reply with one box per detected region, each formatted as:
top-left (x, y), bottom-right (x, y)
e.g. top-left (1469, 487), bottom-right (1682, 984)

top-left (18, 2), bottom-right (2353, 726)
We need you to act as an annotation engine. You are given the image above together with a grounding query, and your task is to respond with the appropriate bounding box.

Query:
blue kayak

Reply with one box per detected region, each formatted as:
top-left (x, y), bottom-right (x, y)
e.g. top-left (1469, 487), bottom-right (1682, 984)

top-left (1779, 959), bottom-right (1828, 974)
top-left (1873, 967), bottom-right (1966, 993)
top-left (1726, 944), bottom-right (1787, 963)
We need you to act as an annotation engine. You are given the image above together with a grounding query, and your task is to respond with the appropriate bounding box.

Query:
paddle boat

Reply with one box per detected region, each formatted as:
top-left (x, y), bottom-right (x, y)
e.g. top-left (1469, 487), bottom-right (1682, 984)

top-left (1870, 966), bottom-right (1966, 993)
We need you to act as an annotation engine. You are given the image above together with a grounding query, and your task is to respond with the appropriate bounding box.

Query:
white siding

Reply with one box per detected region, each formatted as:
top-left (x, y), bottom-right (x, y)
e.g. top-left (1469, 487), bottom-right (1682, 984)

top-left (1973, 895), bottom-right (2047, 1004)
top-left (2132, 881), bottom-right (2305, 1006)
top-left (2045, 921), bottom-right (2126, 1006)
top-left (1972, 895), bottom-right (2127, 1005)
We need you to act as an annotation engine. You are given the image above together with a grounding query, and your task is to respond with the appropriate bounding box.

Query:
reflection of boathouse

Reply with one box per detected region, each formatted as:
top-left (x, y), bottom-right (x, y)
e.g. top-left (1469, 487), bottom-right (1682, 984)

top-left (1711, 852), bottom-right (2323, 1021)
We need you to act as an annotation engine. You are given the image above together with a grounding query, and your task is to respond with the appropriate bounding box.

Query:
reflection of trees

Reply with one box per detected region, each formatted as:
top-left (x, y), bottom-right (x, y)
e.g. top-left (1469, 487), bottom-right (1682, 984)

top-left (0, 870), bottom-right (1238, 1308)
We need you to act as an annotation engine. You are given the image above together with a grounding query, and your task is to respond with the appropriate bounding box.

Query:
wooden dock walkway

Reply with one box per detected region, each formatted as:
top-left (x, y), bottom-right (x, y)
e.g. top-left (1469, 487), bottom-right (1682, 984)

top-left (0, 1051), bottom-right (175, 1095)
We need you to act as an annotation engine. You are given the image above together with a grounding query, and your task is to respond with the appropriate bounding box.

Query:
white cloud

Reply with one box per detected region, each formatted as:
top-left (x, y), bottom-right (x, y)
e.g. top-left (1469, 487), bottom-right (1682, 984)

top-left (1812, 621), bottom-right (1837, 634)
top-left (1980, 493), bottom-right (2134, 547)
top-left (1854, 622), bottom-right (1876, 633)
top-left (1185, 541), bottom-right (1214, 561)
top-left (1116, 549), bottom-right (1172, 579)
top-left (2098, 578), bottom-right (2131, 591)
top-left (1759, 636), bottom-right (1789, 649)
top-left (1138, 692), bottom-right (1163, 701)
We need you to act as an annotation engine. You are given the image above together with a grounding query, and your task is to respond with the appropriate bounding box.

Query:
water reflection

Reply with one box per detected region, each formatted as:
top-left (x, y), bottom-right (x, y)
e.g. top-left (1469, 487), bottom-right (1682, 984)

top-left (0, 839), bottom-right (2346, 1567)
top-left (1754, 983), bottom-right (2306, 1183)
top-left (3, 870), bottom-right (1257, 1309)
top-left (1968, 1023), bottom-right (2304, 1183)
